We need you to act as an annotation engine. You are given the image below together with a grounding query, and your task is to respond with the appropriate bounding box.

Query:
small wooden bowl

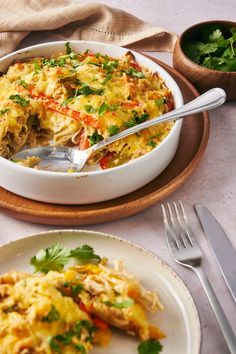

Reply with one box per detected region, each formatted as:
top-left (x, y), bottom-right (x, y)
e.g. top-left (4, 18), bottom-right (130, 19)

top-left (173, 20), bottom-right (236, 101)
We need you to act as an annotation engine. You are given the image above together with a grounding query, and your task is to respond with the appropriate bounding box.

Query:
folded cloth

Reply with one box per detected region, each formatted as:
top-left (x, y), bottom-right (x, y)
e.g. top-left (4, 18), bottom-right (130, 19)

top-left (0, 0), bottom-right (177, 57)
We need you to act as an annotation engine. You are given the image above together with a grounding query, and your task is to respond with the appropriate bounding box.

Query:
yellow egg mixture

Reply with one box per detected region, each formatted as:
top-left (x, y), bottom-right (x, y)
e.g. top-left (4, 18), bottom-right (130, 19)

top-left (0, 43), bottom-right (174, 169)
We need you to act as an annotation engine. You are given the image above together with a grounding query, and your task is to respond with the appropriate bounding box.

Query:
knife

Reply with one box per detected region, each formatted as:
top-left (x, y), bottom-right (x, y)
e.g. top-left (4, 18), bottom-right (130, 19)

top-left (195, 203), bottom-right (236, 303)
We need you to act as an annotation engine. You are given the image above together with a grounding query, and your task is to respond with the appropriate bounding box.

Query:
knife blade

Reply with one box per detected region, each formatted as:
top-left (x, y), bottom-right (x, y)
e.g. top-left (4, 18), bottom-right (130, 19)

top-left (195, 203), bottom-right (236, 303)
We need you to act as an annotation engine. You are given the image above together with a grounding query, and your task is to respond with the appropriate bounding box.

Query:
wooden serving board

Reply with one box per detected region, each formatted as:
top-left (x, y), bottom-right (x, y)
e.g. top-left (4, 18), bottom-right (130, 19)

top-left (0, 56), bottom-right (210, 225)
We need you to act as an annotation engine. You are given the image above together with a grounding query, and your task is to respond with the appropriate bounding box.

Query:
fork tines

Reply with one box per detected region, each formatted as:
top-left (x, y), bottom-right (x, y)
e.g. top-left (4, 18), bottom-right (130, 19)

top-left (161, 201), bottom-right (196, 250)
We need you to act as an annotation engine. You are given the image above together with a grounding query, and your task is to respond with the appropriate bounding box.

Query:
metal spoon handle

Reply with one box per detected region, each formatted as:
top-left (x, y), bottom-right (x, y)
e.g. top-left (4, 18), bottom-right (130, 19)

top-left (91, 88), bottom-right (226, 153)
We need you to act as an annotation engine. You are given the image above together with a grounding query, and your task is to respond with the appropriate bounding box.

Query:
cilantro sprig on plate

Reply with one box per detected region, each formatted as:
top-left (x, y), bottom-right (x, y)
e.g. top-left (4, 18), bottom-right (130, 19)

top-left (30, 243), bottom-right (101, 273)
top-left (138, 339), bottom-right (163, 354)
top-left (184, 25), bottom-right (236, 71)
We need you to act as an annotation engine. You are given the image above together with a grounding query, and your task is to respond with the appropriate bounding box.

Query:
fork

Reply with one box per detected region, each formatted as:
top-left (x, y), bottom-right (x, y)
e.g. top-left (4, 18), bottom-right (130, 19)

top-left (161, 201), bottom-right (236, 353)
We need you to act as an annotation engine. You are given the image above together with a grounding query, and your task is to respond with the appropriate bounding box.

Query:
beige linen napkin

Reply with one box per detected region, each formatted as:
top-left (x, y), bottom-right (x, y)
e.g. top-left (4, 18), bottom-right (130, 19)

top-left (0, 0), bottom-right (177, 57)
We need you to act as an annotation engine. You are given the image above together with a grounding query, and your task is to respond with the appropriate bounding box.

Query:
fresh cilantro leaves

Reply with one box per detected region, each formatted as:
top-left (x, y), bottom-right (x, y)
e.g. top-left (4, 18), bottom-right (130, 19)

top-left (9, 94), bottom-right (29, 107)
top-left (42, 305), bottom-right (60, 323)
top-left (102, 74), bottom-right (113, 84)
top-left (34, 60), bottom-right (41, 74)
top-left (104, 298), bottom-right (134, 309)
top-left (84, 105), bottom-right (97, 113)
top-left (70, 244), bottom-right (101, 263)
top-left (184, 25), bottom-right (236, 71)
top-left (123, 67), bottom-right (145, 78)
top-left (74, 85), bottom-right (103, 96)
top-left (62, 282), bottom-right (84, 296)
top-left (108, 125), bottom-right (119, 136)
top-left (30, 243), bottom-right (71, 273)
top-left (16, 79), bottom-right (28, 88)
top-left (147, 140), bottom-right (157, 148)
top-left (155, 98), bottom-right (165, 106)
top-left (0, 108), bottom-right (10, 115)
top-left (61, 97), bottom-right (74, 106)
top-left (30, 243), bottom-right (101, 273)
top-left (88, 131), bottom-right (103, 145)
top-left (102, 55), bottom-right (118, 72)
top-left (65, 41), bottom-right (73, 55)
top-left (138, 339), bottom-right (163, 354)
top-left (42, 57), bottom-right (66, 67)
top-left (124, 112), bottom-right (149, 128)
top-left (49, 319), bottom-right (93, 353)
top-left (98, 102), bottom-right (118, 116)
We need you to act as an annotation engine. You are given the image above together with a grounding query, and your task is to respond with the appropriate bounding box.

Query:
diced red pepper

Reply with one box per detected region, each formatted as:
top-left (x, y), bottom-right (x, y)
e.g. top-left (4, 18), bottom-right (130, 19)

top-left (130, 61), bottom-right (142, 71)
top-left (99, 152), bottom-right (115, 169)
top-left (79, 301), bottom-right (89, 314)
top-left (93, 316), bottom-right (110, 332)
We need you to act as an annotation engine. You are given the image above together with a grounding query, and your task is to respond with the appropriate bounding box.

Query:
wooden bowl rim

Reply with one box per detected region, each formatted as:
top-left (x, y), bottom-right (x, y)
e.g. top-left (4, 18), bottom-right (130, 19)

top-left (176, 19), bottom-right (236, 75)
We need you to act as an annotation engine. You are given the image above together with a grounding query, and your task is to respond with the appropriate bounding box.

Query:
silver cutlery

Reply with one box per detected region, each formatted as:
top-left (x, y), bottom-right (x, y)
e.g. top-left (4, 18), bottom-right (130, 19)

top-left (195, 203), bottom-right (236, 303)
top-left (12, 87), bottom-right (226, 172)
top-left (161, 201), bottom-right (236, 353)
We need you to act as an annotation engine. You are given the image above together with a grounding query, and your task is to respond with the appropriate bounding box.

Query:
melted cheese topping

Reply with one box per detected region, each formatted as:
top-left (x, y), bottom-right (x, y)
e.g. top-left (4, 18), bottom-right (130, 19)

top-left (0, 271), bottom-right (93, 354)
top-left (0, 45), bottom-right (174, 169)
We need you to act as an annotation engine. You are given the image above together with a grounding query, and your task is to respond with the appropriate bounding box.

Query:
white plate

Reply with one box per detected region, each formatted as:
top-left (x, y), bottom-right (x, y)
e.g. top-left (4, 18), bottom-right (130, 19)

top-left (0, 230), bottom-right (201, 354)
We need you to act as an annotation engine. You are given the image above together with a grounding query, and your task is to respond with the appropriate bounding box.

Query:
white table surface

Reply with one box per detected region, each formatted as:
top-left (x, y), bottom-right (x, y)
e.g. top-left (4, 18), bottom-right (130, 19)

top-left (0, 1), bottom-right (235, 353)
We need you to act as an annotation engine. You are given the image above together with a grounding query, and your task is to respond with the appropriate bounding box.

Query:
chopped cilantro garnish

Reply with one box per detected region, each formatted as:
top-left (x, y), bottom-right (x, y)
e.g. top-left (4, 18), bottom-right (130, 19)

top-left (108, 125), bottom-right (119, 136)
top-left (124, 112), bottom-right (149, 128)
top-left (123, 67), bottom-right (145, 78)
top-left (70, 244), bottom-right (101, 263)
top-left (75, 85), bottom-right (103, 96)
top-left (9, 94), bottom-right (29, 107)
top-left (102, 74), bottom-right (113, 84)
top-left (0, 108), bottom-right (10, 115)
top-left (104, 298), bottom-right (134, 309)
top-left (87, 61), bottom-right (101, 67)
top-left (16, 79), bottom-right (28, 88)
top-left (50, 332), bottom-right (73, 353)
top-left (138, 339), bottom-right (163, 354)
top-left (98, 102), bottom-right (118, 116)
top-left (42, 57), bottom-right (66, 67)
top-left (98, 102), bottom-right (109, 116)
top-left (155, 98), bottom-right (165, 106)
top-left (71, 284), bottom-right (84, 295)
top-left (71, 60), bottom-right (83, 68)
top-left (102, 59), bottom-right (118, 71)
top-left (102, 55), bottom-right (119, 72)
top-left (84, 105), bottom-right (97, 113)
top-left (42, 305), bottom-right (60, 323)
top-left (74, 344), bottom-right (86, 353)
top-left (61, 97), bottom-right (73, 106)
top-left (95, 52), bottom-right (102, 59)
top-left (147, 140), bottom-right (157, 148)
top-left (75, 320), bottom-right (95, 337)
top-left (62, 282), bottom-right (84, 296)
top-left (65, 42), bottom-right (73, 55)
top-left (49, 320), bottom-right (94, 353)
top-left (33, 60), bottom-right (41, 74)
top-left (88, 131), bottom-right (103, 145)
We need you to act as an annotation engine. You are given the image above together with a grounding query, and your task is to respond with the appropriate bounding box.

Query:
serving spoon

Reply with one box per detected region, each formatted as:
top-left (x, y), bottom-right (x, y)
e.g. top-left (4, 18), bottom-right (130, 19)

top-left (12, 88), bottom-right (226, 172)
